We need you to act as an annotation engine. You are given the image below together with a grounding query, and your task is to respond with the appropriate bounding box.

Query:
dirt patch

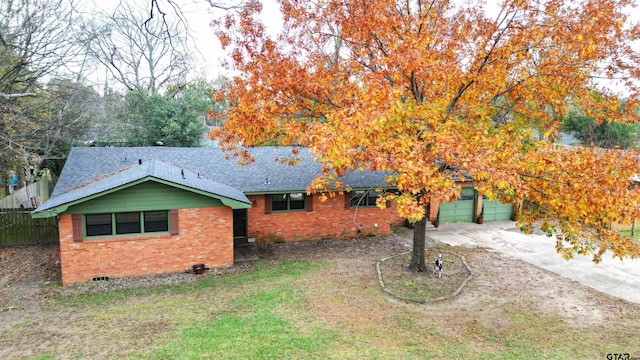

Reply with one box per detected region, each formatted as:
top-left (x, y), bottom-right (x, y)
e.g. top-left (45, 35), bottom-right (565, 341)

top-left (0, 244), bottom-right (61, 285)
top-left (265, 232), bottom-right (640, 330)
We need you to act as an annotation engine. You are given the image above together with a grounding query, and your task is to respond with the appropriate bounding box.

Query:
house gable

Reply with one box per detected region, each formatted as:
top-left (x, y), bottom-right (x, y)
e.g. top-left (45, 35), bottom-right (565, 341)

top-left (33, 159), bottom-right (251, 218)
top-left (65, 180), bottom-right (228, 214)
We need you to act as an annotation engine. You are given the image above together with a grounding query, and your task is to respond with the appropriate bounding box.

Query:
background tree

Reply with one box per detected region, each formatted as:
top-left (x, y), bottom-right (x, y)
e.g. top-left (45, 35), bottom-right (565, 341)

top-left (83, 1), bottom-right (193, 94)
top-left (82, 86), bottom-right (129, 146)
top-left (116, 82), bottom-right (210, 146)
top-left (214, 0), bottom-right (640, 269)
top-left (0, 0), bottom-right (85, 98)
top-left (1, 0), bottom-right (90, 195)
top-left (36, 78), bottom-right (99, 177)
top-left (562, 111), bottom-right (639, 149)
top-left (206, 76), bottom-right (232, 128)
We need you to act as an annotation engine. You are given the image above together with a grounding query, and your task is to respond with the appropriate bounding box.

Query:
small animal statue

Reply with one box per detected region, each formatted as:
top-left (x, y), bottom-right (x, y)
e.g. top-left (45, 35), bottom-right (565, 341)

top-left (433, 254), bottom-right (443, 278)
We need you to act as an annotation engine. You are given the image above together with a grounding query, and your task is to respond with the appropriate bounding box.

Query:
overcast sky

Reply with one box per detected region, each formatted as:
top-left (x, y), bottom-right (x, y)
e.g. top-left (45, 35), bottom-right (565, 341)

top-left (82, 0), bottom-right (282, 84)
top-left (178, 0), bottom-right (283, 79)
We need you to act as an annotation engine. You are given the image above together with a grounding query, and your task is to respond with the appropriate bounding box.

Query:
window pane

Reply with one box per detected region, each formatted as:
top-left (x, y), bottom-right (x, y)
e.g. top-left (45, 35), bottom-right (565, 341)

top-left (116, 212), bottom-right (141, 234)
top-left (459, 189), bottom-right (475, 201)
top-left (350, 191), bottom-right (366, 207)
top-left (144, 211), bottom-right (168, 232)
top-left (85, 213), bottom-right (112, 236)
top-left (289, 193), bottom-right (305, 210)
top-left (367, 191), bottom-right (381, 207)
top-left (271, 194), bottom-right (288, 211)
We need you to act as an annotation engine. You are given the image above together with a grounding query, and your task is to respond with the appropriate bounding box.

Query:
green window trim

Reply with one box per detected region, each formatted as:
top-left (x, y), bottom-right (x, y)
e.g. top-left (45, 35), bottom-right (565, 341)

top-left (269, 193), bottom-right (307, 213)
top-left (83, 210), bottom-right (171, 239)
top-left (349, 190), bottom-right (381, 208)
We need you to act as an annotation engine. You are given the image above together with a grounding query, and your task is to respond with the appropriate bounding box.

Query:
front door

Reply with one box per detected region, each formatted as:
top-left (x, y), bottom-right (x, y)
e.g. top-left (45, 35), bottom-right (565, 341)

top-left (233, 209), bottom-right (247, 239)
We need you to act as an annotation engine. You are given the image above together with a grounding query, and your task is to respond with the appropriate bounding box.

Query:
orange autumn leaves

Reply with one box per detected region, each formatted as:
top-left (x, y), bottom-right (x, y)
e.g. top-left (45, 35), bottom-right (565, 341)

top-left (212, 0), bottom-right (640, 261)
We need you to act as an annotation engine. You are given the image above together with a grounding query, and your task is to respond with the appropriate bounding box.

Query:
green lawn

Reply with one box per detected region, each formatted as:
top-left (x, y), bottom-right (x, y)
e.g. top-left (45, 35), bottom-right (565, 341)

top-left (621, 230), bottom-right (640, 245)
top-left (4, 254), bottom-right (640, 360)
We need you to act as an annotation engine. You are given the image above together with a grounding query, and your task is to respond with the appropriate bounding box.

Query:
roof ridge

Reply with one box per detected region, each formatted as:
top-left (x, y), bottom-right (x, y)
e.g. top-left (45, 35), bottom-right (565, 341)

top-left (64, 164), bottom-right (138, 193)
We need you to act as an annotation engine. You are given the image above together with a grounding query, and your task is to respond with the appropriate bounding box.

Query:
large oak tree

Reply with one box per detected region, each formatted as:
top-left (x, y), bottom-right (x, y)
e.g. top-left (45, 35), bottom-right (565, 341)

top-left (213, 0), bottom-right (640, 269)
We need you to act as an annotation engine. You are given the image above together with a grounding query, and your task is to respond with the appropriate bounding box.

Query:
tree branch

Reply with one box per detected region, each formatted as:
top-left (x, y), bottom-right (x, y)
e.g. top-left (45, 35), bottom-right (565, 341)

top-left (0, 92), bottom-right (38, 99)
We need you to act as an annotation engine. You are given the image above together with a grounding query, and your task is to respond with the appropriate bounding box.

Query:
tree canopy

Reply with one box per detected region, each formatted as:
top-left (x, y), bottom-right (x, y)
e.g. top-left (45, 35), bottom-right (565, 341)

top-left (115, 84), bottom-right (209, 147)
top-left (83, 1), bottom-right (193, 94)
top-left (214, 0), bottom-right (640, 266)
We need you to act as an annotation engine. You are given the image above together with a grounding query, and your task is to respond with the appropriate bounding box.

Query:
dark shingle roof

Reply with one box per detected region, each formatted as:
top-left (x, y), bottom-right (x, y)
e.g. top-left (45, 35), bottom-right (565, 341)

top-left (52, 146), bottom-right (389, 195)
top-left (34, 159), bottom-right (250, 214)
top-left (35, 146), bottom-right (391, 215)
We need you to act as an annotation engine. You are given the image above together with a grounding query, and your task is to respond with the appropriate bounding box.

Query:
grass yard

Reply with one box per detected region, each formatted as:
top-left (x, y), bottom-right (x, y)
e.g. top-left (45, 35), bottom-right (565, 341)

top-left (621, 230), bottom-right (640, 245)
top-left (2, 235), bottom-right (640, 359)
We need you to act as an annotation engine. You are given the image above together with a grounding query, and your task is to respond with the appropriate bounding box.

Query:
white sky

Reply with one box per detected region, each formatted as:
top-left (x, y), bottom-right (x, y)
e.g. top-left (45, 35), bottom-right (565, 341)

top-left (176, 0), bottom-right (283, 79)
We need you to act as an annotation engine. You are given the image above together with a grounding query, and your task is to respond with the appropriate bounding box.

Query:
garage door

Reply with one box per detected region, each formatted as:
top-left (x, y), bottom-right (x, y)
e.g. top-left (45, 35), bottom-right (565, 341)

top-left (482, 199), bottom-right (514, 221)
top-left (438, 188), bottom-right (476, 224)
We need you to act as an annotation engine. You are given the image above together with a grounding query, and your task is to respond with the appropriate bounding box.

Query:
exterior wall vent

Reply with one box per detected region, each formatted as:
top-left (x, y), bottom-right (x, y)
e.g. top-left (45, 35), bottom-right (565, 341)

top-left (192, 263), bottom-right (206, 274)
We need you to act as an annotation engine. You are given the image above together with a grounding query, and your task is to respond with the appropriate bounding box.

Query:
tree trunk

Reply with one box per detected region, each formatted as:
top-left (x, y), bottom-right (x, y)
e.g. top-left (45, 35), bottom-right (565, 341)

top-left (16, 170), bottom-right (24, 190)
top-left (408, 216), bottom-right (427, 272)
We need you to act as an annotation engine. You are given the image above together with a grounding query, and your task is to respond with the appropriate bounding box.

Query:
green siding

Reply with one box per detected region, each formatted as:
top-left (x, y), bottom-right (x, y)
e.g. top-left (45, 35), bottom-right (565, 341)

top-left (67, 181), bottom-right (224, 214)
top-left (482, 199), bottom-right (514, 221)
top-left (438, 188), bottom-right (476, 224)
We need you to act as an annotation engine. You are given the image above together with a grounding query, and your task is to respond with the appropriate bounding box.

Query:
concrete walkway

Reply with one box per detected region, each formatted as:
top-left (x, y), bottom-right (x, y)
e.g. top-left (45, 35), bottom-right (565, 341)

top-left (425, 221), bottom-right (640, 304)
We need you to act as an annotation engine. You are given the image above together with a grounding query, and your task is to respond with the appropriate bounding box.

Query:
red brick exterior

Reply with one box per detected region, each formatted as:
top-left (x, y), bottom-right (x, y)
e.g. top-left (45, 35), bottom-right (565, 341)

top-left (246, 194), bottom-right (406, 243)
top-left (57, 194), bottom-right (408, 284)
top-left (58, 207), bottom-right (233, 285)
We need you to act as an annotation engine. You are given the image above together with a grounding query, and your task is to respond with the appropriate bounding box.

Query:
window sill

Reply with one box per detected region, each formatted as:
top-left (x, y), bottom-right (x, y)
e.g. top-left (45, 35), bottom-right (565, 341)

top-left (80, 232), bottom-right (171, 243)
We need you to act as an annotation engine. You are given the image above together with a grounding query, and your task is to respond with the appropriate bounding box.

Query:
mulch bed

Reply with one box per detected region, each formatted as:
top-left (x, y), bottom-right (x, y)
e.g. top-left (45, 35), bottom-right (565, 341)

top-left (0, 244), bottom-right (61, 286)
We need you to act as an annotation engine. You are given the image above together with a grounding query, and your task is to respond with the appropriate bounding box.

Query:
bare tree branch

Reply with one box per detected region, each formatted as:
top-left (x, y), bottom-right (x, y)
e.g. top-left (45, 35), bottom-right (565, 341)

top-left (83, 2), bottom-right (193, 93)
top-left (1, 0), bottom-right (92, 187)
top-left (0, 92), bottom-right (37, 99)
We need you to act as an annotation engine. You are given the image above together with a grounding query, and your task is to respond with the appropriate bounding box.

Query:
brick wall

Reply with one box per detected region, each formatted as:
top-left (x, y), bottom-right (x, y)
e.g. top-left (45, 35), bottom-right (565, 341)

top-left (58, 207), bottom-right (233, 285)
top-left (246, 193), bottom-right (406, 243)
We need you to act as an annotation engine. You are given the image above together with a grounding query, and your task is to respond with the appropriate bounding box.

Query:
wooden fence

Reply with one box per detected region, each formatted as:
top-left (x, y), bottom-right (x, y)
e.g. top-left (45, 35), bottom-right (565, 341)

top-left (0, 209), bottom-right (58, 246)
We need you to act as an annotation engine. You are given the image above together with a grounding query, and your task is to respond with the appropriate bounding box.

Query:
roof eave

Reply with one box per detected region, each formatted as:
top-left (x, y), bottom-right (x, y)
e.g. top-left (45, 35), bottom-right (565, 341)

top-left (31, 207), bottom-right (67, 218)
top-left (149, 177), bottom-right (250, 209)
top-left (33, 176), bottom-right (251, 217)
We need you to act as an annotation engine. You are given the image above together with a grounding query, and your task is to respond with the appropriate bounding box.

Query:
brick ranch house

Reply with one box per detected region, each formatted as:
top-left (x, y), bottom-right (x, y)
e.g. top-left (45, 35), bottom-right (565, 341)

top-left (32, 146), bottom-right (514, 284)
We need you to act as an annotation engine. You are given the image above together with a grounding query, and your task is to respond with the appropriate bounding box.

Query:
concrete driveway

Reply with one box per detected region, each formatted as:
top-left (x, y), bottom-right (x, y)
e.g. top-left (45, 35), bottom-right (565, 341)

top-left (425, 221), bottom-right (640, 304)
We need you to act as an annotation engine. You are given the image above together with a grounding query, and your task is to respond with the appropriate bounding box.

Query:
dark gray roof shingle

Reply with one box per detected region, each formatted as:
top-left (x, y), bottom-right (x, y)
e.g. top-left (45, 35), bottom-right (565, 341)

top-left (35, 146), bottom-right (391, 215)
top-left (34, 158), bottom-right (250, 214)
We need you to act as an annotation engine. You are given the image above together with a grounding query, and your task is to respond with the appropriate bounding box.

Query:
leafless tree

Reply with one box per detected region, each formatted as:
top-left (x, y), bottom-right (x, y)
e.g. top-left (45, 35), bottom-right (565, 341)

top-left (0, 0), bottom-right (86, 96)
top-left (83, 2), bottom-right (194, 94)
top-left (0, 0), bottom-right (94, 194)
